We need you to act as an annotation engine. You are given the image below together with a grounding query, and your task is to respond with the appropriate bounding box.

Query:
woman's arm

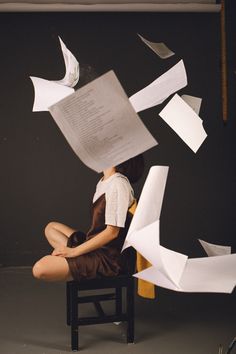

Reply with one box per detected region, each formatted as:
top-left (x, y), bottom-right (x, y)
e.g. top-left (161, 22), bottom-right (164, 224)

top-left (52, 225), bottom-right (120, 258)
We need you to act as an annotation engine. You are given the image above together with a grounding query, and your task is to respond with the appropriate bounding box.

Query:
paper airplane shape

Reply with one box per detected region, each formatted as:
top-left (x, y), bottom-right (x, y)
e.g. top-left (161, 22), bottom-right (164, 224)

top-left (124, 166), bottom-right (236, 294)
top-left (159, 93), bottom-right (207, 153)
top-left (30, 36), bottom-right (79, 112)
top-left (138, 34), bottom-right (175, 59)
top-left (129, 60), bottom-right (187, 113)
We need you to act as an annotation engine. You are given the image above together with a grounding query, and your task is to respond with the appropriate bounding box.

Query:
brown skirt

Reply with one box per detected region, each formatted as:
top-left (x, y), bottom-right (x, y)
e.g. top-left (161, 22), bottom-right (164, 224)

top-left (65, 231), bottom-right (122, 281)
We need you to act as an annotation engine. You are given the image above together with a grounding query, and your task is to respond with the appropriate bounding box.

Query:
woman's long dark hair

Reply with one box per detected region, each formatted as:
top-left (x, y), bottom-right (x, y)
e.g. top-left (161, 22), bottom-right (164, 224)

top-left (115, 154), bottom-right (144, 184)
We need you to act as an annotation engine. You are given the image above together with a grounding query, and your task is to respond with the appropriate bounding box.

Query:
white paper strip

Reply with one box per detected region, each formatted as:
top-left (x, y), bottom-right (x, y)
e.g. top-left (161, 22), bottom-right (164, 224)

top-left (123, 165), bottom-right (169, 250)
top-left (129, 60), bottom-right (187, 113)
top-left (199, 239), bottom-right (231, 257)
top-left (55, 37), bottom-right (79, 87)
top-left (159, 93), bottom-right (207, 153)
top-left (138, 34), bottom-right (175, 59)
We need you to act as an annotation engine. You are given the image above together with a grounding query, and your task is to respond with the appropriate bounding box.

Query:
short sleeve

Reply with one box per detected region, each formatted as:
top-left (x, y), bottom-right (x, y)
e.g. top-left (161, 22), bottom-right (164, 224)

top-left (105, 177), bottom-right (133, 227)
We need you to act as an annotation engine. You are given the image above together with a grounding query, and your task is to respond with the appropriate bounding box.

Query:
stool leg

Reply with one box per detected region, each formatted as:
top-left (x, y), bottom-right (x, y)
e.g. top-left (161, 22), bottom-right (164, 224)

top-left (66, 282), bottom-right (71, 326)
top-left (116, 287), bottom-right (122, 316)
top-left (126, 279), bottom-right (134, 343)
top-left (69, 282), bottom-right (79, 351)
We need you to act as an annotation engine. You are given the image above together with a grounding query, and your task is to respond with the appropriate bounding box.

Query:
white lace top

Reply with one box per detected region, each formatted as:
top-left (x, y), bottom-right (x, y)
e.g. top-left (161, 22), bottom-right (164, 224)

top-left (93, 173), bottom-right (134, 228)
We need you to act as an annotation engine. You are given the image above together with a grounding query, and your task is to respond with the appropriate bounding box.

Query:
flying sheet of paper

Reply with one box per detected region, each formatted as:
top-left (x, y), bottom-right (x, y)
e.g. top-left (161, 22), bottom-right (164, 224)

top-left (129, 60), bottom-right (187, 113)
top-left (138, 34), bottom-right (175, 59)
top-left (134, 254), bottom-right (236, 293)
top-left (181, 94), bottom-right (202, 115)
top-left (122, 166), bottom-right (169, 251)
top-left (159, 93), bottom-right (207, 153)
top-left (122, 167), bottom-right (236, 293)
top-left (199, 239), bottom-right (231, 257)
top-left (122, 166), bottom-right (188, 288)
top-left (30, 37), bottom-right (79, 112)
top-left (30, 77), bottom-right (74, 112)
top-left (49, 70), bottom-right (157, 172)
top-left (55, 37), bottom-right (79, 87)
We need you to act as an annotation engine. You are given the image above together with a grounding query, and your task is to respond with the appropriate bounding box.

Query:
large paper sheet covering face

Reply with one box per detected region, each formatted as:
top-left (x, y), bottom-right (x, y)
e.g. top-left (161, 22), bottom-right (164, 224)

top-left (159, 93), bottom-right (207, 153)
top-left (129, 60), bottom-right (187, 113)
top-left (49, 70), bottom-right (157, 172)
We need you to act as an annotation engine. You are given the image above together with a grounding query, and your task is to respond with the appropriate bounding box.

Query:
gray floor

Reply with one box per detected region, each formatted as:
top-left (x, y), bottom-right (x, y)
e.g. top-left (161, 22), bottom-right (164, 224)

top-left (0, 267), bottom-right (235, 354)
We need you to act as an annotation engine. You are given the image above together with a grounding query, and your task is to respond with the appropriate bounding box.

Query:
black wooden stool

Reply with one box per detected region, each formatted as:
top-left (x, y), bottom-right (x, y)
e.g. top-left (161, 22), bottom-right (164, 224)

top-left (66, 248), bottom-right (136, 351)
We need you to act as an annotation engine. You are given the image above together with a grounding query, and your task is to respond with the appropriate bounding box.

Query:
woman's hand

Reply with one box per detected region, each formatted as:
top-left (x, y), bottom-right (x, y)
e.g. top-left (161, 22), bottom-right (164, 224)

top-left (52, 246), bottom-right (76, 258)
top-left (52, 225), bottom-right (120, 258)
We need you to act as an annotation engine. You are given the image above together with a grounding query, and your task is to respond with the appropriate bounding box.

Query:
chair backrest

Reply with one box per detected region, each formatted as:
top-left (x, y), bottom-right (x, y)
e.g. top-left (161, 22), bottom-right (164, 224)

top-left (122, 246), bottom-right (137, 275)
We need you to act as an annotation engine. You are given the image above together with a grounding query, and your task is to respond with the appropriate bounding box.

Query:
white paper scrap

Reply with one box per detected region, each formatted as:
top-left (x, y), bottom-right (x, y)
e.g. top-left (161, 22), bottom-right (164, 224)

top-left (129, 60), bottom-right (187, 113)
top-left (49, 70), bottom-right (157, 172)
top-left (199, 239), bottom-right (231, 257)
top-left (55, 37), bottom-right (79, 88)
top-left (159, 93), bottom-right (207, 153)
top-left (134, 254), bottom-right (236, 293)
top-left (30, 36), bottom-right (79, 112)
top-left (138, 34), bottom-right (175, 59)
top-left (181, 94), bottom-right (202, 115)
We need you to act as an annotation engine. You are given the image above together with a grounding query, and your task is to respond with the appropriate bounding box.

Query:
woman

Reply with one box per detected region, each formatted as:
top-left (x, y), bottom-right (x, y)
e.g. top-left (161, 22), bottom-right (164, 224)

top-left (32, 154), bottom-right (144, 282)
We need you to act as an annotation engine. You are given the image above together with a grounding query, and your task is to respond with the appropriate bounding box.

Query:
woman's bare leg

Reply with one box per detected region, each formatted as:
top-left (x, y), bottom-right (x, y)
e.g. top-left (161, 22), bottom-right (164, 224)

top-left (45, 221), bottom-right (76, 249)
top-left (32, 255), bottom-right (73, 281)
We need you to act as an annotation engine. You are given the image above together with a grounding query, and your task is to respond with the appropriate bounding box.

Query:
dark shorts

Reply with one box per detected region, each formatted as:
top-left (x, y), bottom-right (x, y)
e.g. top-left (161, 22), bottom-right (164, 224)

top-left (65, 231), bottom-right (122, 281)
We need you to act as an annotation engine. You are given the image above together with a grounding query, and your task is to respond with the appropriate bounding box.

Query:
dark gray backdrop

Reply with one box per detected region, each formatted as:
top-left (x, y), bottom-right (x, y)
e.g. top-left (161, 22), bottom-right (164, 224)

top-left (0, 4), bottom-right (235, 266)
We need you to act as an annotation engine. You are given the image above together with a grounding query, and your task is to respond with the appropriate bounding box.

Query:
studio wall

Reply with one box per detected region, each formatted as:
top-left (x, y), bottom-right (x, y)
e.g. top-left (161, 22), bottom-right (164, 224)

top-left (0, 5), bottom-right (235, 266)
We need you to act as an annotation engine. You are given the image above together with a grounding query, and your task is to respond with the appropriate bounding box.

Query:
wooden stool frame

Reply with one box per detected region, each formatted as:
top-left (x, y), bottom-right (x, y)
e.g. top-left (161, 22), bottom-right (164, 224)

top-left (66, 251), bottom-right (136, 351)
